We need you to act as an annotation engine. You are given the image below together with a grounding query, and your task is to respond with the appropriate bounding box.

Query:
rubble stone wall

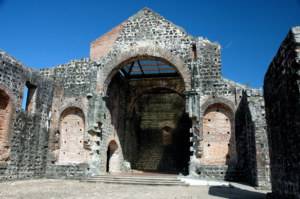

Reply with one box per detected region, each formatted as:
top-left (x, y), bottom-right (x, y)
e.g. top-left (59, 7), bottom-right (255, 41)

top-left (235, 90), bottom-right (270, 188)
top-left (0, 51), bottom-right (53, 180)
top-left (264, 27), bottom-right (300, 198)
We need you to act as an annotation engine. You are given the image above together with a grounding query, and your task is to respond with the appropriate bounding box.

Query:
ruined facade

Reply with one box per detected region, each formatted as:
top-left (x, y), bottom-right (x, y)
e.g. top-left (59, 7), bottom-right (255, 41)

top-left (0, 8), bottom-right (271, 188)
top-left (264, 27), bottom-right (300, 198)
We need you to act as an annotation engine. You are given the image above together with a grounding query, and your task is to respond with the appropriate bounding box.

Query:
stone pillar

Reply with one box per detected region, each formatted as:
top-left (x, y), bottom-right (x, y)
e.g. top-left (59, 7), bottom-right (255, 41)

top-left (184, 90), bottom-right (201, 176)
top-left (86, 93), bottom-right (104, 176)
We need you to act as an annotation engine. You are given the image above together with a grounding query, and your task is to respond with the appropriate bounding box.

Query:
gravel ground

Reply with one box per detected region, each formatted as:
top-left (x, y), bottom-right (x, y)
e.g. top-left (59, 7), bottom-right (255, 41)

top-left (0, 179), bottom-right (267, 199)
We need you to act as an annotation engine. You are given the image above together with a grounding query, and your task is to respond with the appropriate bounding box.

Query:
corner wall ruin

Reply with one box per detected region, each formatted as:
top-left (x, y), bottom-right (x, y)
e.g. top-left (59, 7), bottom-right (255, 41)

top-left (0, 51), bottom-right (53, 180)
top-left (264, 26), bottom-right (300, 198)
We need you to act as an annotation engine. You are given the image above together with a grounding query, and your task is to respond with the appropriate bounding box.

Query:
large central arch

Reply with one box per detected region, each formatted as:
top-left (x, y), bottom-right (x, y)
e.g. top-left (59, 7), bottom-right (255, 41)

top-left (96, 42), bottom-right (192, 95)
top-left (102, 51), bottom-right (192, 174)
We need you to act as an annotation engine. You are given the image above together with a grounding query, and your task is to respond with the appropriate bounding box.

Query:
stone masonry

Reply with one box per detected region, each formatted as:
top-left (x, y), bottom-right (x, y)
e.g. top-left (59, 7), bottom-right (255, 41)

top-left (264, 26), bottom-right (300, 198)
top-left (0, 8), bottom-right (282, 191)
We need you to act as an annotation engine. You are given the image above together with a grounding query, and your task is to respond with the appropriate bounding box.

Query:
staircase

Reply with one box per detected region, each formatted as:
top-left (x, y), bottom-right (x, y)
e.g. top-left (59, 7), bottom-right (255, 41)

top-left (83, 174), bottom-right (188, 186)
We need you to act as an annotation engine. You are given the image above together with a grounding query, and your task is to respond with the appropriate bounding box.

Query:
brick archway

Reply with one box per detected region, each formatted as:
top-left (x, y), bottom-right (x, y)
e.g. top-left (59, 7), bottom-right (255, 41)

top-left (201, 97), bottom-right (236, 116)
top-left (96, 42), bottom-right (192, 94)
top-left (57, 107), bottom-right (86, 164)
top-left (201, 103), bottom-right (236, 166)
top-left (0, 85), bottom-right (15, 164)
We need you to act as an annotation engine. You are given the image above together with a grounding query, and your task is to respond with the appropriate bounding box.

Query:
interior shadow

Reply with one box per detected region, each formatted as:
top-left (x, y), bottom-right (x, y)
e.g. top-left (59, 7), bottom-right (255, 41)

top-left (105, 56), bottom-right (188, 174)
top-left (132, 91), bottom-right (190, 174)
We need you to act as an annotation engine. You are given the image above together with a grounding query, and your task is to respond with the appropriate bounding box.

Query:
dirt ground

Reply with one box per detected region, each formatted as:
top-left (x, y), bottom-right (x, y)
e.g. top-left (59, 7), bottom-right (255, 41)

top-left (0, 179), bottom-right (267, 199)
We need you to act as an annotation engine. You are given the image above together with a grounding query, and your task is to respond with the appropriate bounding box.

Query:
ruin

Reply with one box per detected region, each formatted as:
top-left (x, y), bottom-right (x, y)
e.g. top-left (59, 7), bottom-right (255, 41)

top-left (264, 27), bottom-right (300, 198)
top-left (1, 8), bottom-right (298, 196)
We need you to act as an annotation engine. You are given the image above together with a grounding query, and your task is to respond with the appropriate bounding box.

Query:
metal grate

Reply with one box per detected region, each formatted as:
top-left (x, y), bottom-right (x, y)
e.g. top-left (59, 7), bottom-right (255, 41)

top-left (119, 58), bottom-right (179, 79)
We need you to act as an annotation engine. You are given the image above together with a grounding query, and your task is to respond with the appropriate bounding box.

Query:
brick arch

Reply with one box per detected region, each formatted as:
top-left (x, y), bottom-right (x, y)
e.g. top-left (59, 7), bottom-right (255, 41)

top-left (201, 97), bottom-right (235, 117)
top-left (57, 107), bottom-right (86, 164)
top-left (200, 100), bottom-right (237, 166)
top-left (97, 43), bottom-right (192, 94)
top-left (57, 103), bottom-right (86, 122)
top-left (0, 85), bottom-right (15, 164)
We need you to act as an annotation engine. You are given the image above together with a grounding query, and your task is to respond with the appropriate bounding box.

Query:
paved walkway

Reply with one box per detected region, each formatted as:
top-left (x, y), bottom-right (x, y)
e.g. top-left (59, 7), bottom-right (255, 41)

top-left (0, 179), bottom-right (267, 199)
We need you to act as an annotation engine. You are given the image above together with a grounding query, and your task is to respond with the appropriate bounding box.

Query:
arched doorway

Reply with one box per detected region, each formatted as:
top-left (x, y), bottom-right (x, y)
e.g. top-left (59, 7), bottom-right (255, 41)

top-left (0, 89), bottom-right (12, 163)
top-left (105, 56), bottom-right (191, 174)
top-left (106, 140), bottom-right (119, 173)
top-left (201, 103), bottom-right (236, 166)
top-left (57, 107), bottom-right (86, 164)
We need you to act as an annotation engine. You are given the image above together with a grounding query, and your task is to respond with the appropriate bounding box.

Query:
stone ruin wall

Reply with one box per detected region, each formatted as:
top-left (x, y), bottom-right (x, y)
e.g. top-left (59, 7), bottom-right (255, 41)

top-left (0, 51), bottom-right (53, 180)
top-left (194, 78), bottom-right (270, 188)
top-left (0, 8), bottom-right (271, 189)
top-left (264, 26), bottom-right (300, 198)
top-left (39, 59), bottom-right (99, 178)
top-left (235, 89), bottom-right (270, 188)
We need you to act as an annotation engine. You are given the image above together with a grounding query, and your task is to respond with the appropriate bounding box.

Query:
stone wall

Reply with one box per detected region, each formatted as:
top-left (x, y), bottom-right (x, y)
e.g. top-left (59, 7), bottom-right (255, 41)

top-left (39, 59), bottom-right (98, 96)
top-left (40, 59), bottom-right (99, 177)
top-left (87, 8), bottom-right (270, 187)
top-left (91, 8), bottom-right (220, 94)
top-left (235, 90), bottom-right (270, 188)
top-left (0, 50), bottom-right (53, 180)
top-left (264, 26), bottom-right (300, 198)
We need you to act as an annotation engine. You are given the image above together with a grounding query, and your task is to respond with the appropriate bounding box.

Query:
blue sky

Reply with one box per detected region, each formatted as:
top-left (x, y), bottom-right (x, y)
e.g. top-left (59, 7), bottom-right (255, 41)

top-left (0, 0), bottom-right (299, 88)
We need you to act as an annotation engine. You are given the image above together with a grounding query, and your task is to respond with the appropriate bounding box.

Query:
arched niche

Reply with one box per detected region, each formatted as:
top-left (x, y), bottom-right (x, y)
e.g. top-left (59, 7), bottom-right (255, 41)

top-left (201, 103), bottom-right (236, 166)
top-left (57, 107), bottom-right (86, 164)
top-left (0, 88), bottom-right (14, 164)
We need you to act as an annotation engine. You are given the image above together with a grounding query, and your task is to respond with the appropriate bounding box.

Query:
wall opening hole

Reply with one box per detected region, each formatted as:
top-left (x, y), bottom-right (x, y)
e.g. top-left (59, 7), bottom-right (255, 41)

top-left (21, 82), bottom-right (37, 113)
top-left (192, 43), bottom-right (197, 60)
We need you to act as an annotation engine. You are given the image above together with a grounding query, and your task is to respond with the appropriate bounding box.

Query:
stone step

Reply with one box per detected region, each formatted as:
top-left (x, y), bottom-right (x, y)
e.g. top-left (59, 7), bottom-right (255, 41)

top-left (90, 174), bottom-right (179, 178)
top-left (90, 175), bottom-right (180, 181)
top-left (85, 179), bottom-right (186, 185)
top-left (83, 175), bottom-right (188, 186)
